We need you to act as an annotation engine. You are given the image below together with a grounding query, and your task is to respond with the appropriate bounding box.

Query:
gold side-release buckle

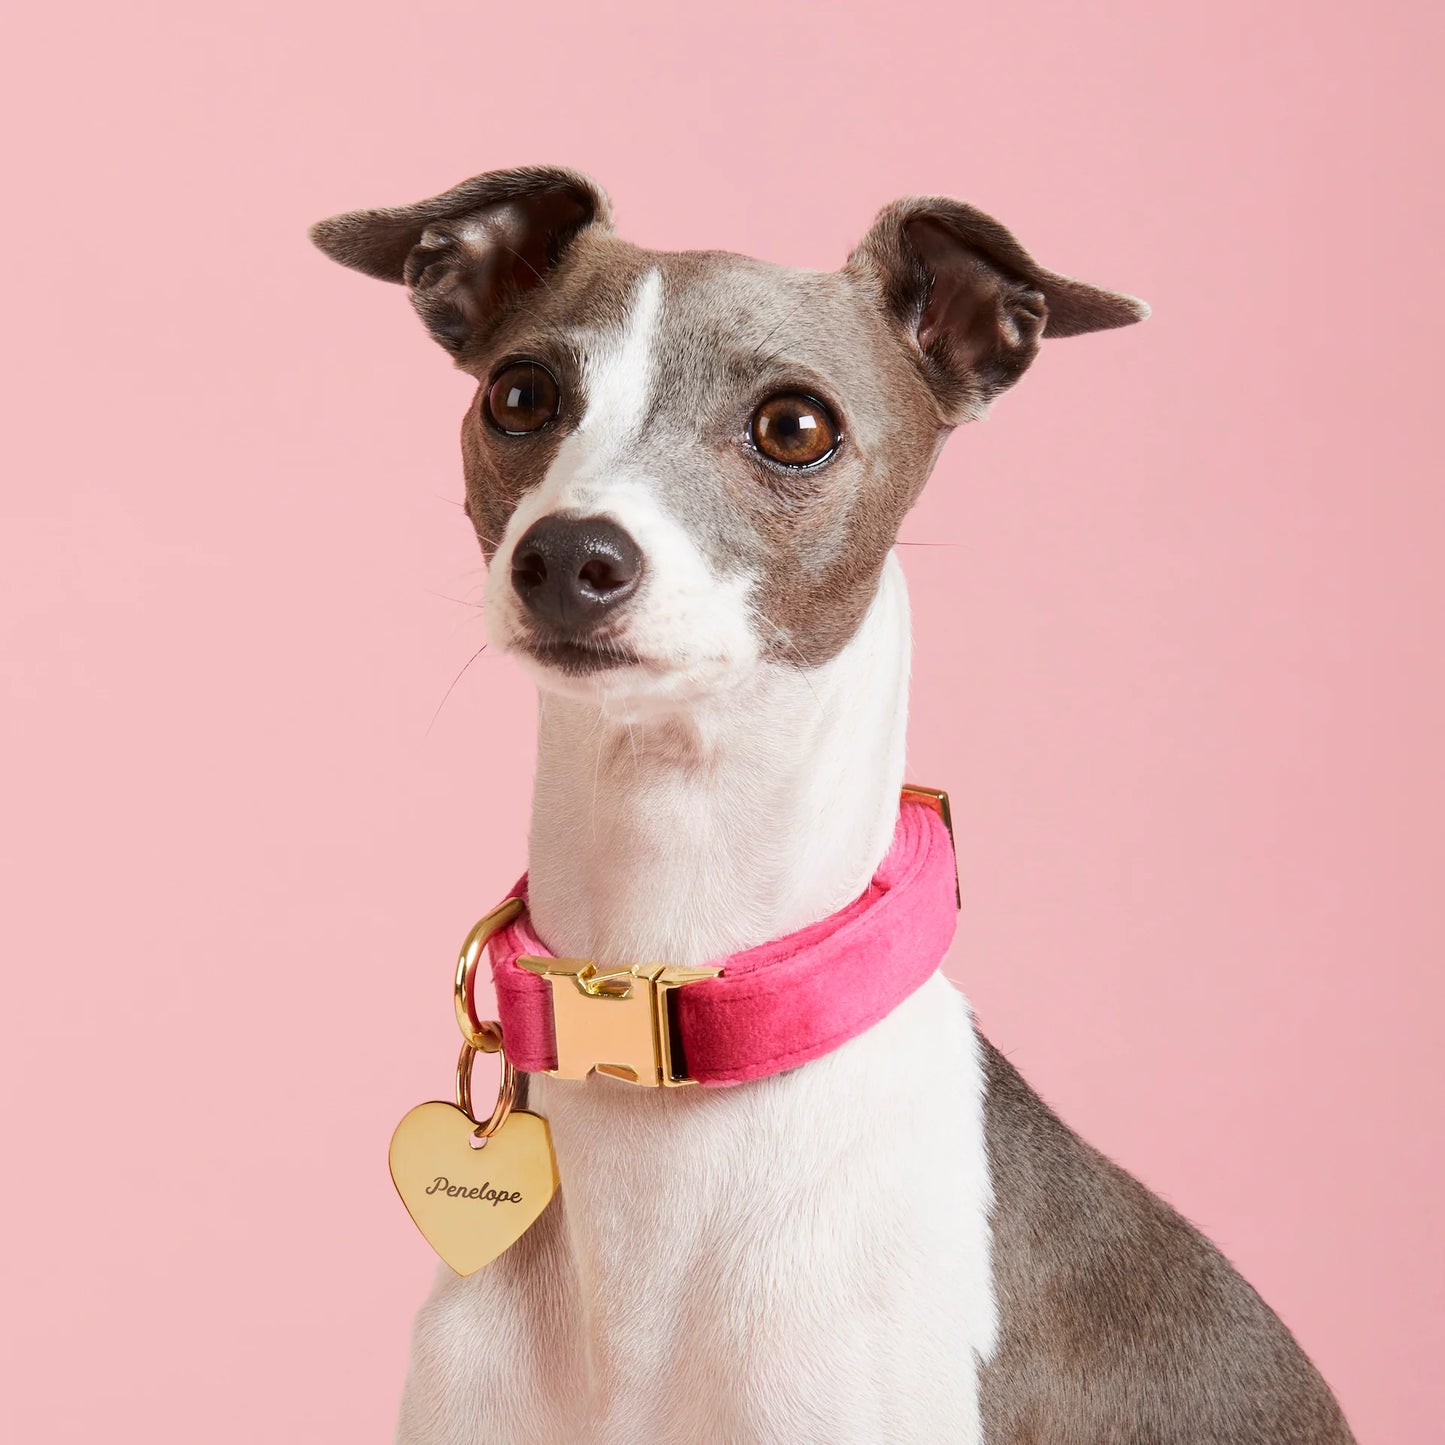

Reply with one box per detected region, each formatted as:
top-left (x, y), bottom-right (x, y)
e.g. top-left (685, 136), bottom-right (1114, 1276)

top-left (516, 957), bottom-right (721, 1088)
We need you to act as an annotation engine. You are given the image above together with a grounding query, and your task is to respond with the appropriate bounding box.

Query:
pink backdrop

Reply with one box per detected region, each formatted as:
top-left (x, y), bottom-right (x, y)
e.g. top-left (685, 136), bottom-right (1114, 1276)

top-left (3, 2), bottom-right (1441, 1440)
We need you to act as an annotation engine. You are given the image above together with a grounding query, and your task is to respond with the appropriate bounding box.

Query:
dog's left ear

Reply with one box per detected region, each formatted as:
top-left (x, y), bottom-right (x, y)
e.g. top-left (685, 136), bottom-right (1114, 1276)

top-left (309, 165), bottom-right (610, 354)
top-left (848, 196), bottom-right (1149, 422)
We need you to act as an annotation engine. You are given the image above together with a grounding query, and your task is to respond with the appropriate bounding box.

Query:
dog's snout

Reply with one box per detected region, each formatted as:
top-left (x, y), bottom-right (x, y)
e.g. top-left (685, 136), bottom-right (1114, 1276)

top-left (511, 515), bottom-right (642, 629)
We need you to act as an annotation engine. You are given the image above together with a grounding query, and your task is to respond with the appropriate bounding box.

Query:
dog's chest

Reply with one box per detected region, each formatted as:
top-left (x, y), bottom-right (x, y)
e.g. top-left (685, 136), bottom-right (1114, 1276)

top-left (397, 975), bottom-right (996, 1445)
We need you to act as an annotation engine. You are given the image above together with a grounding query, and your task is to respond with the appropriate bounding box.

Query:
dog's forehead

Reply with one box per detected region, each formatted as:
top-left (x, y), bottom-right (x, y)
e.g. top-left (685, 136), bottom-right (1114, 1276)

top-left (645, 248), bottom-right (860, 347)
top-left (530, 234), bottom-right (896, 412)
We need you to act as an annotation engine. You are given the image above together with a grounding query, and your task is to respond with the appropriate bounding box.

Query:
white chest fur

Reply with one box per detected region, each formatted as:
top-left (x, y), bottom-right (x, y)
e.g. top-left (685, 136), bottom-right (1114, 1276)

top-left (396, 974), bottom-right (997, 1445)
top-left (396, 559), bottom-right (999, 1442)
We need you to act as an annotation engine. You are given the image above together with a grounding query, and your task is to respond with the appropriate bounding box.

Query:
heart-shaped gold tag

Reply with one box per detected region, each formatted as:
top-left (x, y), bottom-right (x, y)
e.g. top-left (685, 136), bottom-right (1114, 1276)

top-left (389, 1102), bottom-right (558, 1275)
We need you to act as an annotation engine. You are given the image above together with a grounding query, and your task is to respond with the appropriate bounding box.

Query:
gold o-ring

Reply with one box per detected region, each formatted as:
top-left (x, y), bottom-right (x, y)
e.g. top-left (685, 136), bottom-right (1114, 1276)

top-left (456, 1038), bottom-right (518, 1141)
top-left (453, 897), bottom-right (525, 1051)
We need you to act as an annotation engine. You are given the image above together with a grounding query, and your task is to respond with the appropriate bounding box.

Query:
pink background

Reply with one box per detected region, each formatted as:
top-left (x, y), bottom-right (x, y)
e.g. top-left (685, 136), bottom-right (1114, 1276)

top-left (3, 1), bottom-right (1441, 1439)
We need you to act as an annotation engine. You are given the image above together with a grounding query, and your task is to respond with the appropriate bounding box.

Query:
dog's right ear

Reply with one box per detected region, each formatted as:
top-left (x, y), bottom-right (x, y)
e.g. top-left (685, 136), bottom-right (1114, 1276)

top-left (309, 165), bottom-right (610, 355)
top-left (848, 196), bottom-right (1149, 423)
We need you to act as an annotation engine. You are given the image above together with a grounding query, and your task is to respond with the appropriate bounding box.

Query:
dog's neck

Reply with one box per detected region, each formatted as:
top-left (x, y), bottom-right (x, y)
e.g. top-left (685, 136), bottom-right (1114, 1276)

top-left (525, 555), bottom-right (912, 969)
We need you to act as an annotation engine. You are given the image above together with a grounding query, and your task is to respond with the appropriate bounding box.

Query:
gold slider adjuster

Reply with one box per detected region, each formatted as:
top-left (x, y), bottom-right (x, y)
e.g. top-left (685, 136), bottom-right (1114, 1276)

top-left (902, 782), bottom-right (961, 910)
top-left (516, 957), bottom-right (722, 1088)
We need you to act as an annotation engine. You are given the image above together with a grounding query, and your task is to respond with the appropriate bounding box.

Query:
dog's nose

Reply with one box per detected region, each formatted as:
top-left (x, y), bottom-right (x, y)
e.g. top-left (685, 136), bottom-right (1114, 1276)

top-left (510, 515), bottom-right (643, 629)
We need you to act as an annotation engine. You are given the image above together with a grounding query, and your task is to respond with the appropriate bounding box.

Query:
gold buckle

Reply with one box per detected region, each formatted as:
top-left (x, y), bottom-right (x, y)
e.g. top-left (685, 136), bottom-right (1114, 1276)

top-left (515, 957), bottom-right (721, 1088)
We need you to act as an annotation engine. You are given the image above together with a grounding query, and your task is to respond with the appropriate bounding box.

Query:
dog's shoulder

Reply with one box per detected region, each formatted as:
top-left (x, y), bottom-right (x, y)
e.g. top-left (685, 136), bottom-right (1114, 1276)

top-left (975, 1035), bottom-right (1355, 1445)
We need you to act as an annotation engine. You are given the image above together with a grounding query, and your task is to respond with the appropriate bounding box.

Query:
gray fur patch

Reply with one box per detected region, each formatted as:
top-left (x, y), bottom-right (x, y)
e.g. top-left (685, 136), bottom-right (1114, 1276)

top-left (978, 1038), bottom-right (1356, 1443)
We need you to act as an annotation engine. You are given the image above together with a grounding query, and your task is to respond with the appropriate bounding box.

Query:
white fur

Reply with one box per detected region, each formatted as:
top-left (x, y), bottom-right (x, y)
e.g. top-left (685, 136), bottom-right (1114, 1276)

top-left (572, 266), bottom-right (662, 442)
top-left (483, 270), bottom-right (762, 721)
top-left (398, 279), bottom-right (998, 1443)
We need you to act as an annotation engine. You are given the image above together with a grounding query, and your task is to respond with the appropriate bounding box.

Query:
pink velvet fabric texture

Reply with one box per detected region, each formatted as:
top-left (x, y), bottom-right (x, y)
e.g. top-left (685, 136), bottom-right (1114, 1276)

top-left (487, 800), bottom-right (958, 1085)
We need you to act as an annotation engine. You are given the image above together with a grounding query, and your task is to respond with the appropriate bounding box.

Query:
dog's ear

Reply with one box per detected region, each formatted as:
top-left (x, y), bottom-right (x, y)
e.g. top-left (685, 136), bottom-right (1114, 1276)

top-left (848, 196), bottom-right (1149, 422)
top-left (309, 165), bottom-right (610, 354)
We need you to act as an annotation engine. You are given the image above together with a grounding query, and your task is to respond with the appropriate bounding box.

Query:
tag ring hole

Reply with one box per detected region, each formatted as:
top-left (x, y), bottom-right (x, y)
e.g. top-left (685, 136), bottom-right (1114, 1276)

top-left (456, 1037), bottom-right (517, 1146)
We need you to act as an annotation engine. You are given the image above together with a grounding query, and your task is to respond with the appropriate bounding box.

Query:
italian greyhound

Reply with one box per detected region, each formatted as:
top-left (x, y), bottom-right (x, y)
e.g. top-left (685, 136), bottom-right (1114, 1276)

top-left (311, 166), bottom-right (1354, 1444)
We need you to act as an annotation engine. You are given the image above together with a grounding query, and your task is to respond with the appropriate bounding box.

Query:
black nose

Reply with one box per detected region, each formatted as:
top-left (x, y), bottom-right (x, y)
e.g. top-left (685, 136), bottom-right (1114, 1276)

top-left (510, 515), bottom-right (643, 630)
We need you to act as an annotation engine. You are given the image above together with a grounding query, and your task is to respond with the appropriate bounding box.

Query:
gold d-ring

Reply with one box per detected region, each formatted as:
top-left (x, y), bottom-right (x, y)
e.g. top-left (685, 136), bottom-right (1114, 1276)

top-left (456, 1038), bottom-right (518, 1141)
top-left (454, 897), bottom-right (525, 1051)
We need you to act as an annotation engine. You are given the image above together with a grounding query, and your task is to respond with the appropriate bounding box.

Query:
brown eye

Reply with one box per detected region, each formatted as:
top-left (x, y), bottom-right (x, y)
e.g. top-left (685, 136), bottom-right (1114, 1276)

top-left (751, 393), bottom-right (839, 467)
top-left (485, 362), bottom-right (560, 434)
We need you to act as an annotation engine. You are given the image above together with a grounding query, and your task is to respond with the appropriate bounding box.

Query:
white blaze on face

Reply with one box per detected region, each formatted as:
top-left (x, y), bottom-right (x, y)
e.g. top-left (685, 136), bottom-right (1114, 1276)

top-left (485, 268), bottom-right (761, 715)
top-left (575, 265), bottom-right (662, 443)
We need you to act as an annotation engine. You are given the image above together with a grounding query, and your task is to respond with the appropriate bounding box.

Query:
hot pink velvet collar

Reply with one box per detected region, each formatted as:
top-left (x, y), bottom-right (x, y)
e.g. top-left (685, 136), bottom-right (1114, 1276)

top-left (489, 798), bottom-right (958, 1086)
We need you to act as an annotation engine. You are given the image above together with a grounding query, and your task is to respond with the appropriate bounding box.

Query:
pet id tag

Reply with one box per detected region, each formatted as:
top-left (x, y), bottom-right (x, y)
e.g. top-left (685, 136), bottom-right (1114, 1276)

top-left (388, 902), bottom-right (559, 1275)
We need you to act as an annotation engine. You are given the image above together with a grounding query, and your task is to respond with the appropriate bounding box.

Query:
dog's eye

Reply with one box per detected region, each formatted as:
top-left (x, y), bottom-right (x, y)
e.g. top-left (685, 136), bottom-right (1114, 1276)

top-left (485, 362), bottom-right (561, 435)
top-left (751, 393), bottom-right (839, 467)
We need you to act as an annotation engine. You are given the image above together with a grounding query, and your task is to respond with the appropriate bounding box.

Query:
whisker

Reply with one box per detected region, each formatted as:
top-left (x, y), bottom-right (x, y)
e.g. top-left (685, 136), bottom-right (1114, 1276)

top-left (501, 244), bottom-right (561, 301)
top-left (425, 588), bottom-right (485, 609)
top-left (750, 296), bottom-right (811, 364)
top-left (591, 717), bottom-right (604, 845)
top-left (747, 604), bottom-right (824, 712)
top-left (426, 643), bottom-right (490, 736)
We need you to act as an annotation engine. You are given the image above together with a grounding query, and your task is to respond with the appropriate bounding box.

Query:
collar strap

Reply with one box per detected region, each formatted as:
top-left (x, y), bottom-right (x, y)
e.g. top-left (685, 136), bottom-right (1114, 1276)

top-left (486, 787), bottom-right (959, 1088)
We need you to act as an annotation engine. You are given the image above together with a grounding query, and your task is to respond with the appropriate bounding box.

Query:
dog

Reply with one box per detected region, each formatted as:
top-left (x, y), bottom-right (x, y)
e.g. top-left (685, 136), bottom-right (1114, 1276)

top-left (311, 166), bottom-right (1355, 1444)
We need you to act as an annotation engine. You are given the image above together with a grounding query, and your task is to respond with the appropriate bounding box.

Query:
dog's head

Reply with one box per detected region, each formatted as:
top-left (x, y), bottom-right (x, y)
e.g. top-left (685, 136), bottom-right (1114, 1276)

top-left (312, 166), bottom-right (1146, 718)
